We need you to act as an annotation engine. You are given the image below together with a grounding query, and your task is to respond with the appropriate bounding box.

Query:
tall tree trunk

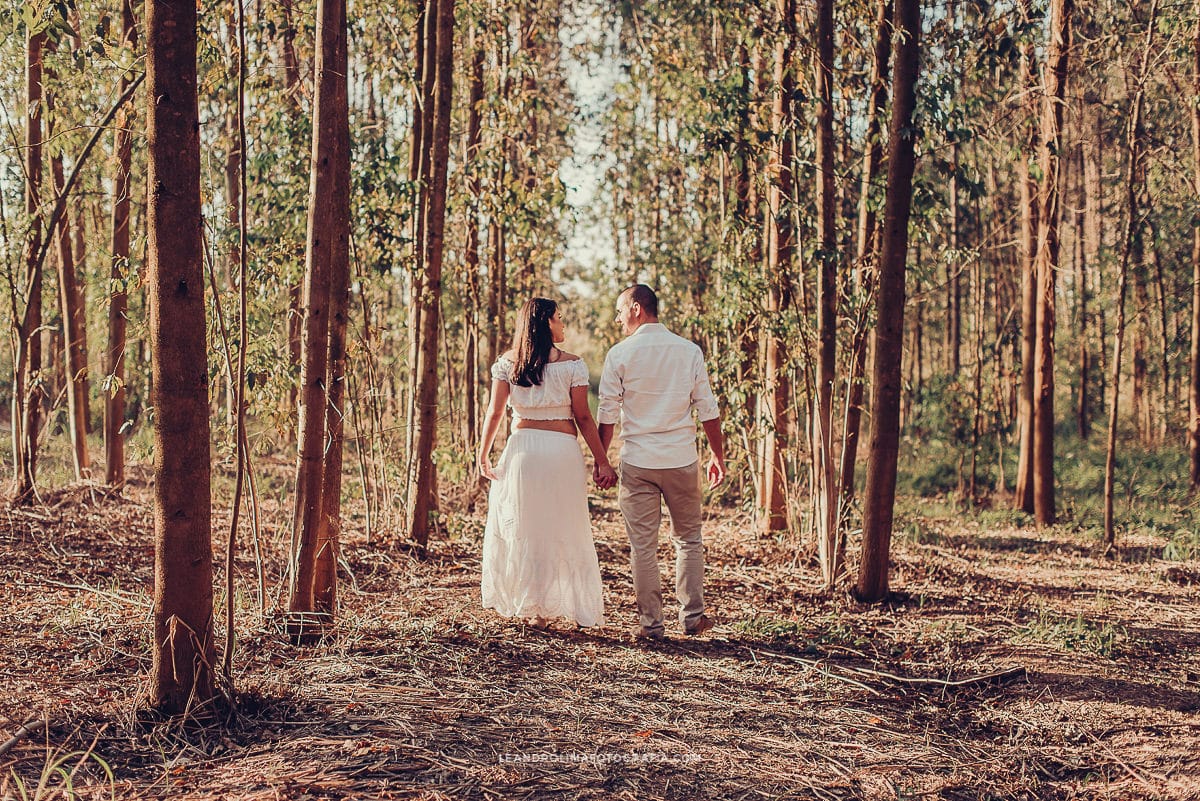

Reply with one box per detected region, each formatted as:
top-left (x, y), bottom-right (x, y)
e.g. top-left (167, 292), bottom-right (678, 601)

top-left (947, 0), bottom-right (962, 379)
top-left (1032, 0), bottom-right (1073, 527)
top-left (406, 0), bottom-right (436, 465)
top-left (221, 108), bottom-right (241, 426)
top-left (462, 25), bottom-right (485, 453)
top-left (1190, 2), bottom-right (1200, 489)
top-left (759, 0), bottom-right (795, 535)
top-left (106, 0), bottom-right (137, 488)
top-left (406, 0), bottom-right (455, 548)
top-left (280, 0), bottom-right (302, 430)
top-left (1013, 0), bottom-right (1040, 514)
top-left (50, 154), bottom-right (91, 480)
top-left (1132, 242), bottom-right (1149, 442)
top-left (1077, 135), bottom-right (1091, 440)
top-left (841, 0), bottom-right (893, 517)
top-left (1105, 0), bottom-right (1157, 543)
top-left (13, 27), bottom-right (46, 503)
top-left (73, 210), bottom-right (91, 435)
top-left (289, 0), bottom-right (349, 629)
top-left (146, 0), bottom-right (214, 713)
top-left (312, 0), bottom-right (351, 616)
top-left (813, 0), bottom-right (839, 582)
top-left (856, 0), bottom-right (921, 603)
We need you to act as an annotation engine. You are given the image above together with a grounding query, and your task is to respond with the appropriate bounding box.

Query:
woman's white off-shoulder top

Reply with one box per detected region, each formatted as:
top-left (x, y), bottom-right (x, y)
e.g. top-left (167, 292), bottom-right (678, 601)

top-left (490, 355), bottom-right (590, 421)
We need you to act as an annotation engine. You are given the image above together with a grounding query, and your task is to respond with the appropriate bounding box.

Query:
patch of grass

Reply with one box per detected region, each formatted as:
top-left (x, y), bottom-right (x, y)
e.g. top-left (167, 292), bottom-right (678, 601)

top-left (1163, 528), bottom-right (1200, 561)
top-left (2, 740), bottom-right (116, 801)
top-left (1013, 607), bottom-right (1130, 658)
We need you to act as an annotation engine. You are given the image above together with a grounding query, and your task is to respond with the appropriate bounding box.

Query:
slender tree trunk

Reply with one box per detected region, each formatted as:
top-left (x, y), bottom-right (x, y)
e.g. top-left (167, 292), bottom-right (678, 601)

top-left (280, 0), bottom-right (302, 429)
top-left (406, 0), bottom-right (436, 465)
top-left (73, 211), bottom-right (91, 435)
top-left (462, 26), bottom-right (485, 453)
top-left (146, 0), bottom-right (213, 714)
top-left (50, 154), bottom-right (90, 480)
top-left (1013, 0), bottom-right (1040, 514)
top-left (106, 0), bottom-right (137, 488)
top-left (759, 0), bottom-right (795, 535)
top-left (813, 0), bottom-right (839, 581)
top-left (406, 0), bottom-right (455, 548)
top-left (1151, 240), bottom-right (1170, 444)
top-left (841, 0), bottom-right (893, 515)
top-left (1190, 3), bottom-right (1200, 489)
top-left (1105, 0), bottom-right (1156, 543)
top-left (1032, 0), bottom-right (1073, 527)
top-left (13, 27), bottom-right (46, 503)
top-left (947, 0), bottom-right (962, 380)
top-left (289, 0), bottom-right (348, 630)
top-left (312, 0), bottom-right (351, 616)
top-left (1132, 242), bottom-right (1149, 442)
top-left (1076, 136), bottom-right (1091, 440)
top-left (856, 0), bottom-right (921, 603)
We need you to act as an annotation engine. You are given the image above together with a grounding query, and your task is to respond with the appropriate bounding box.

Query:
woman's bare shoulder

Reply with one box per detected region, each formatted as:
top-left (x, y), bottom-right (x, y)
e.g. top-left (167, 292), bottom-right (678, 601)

top-left (555, 351), bottom-right (582, 362)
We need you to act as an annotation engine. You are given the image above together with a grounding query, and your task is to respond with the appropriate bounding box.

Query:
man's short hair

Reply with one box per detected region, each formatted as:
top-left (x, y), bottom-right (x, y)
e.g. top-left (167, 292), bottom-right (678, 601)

top-left (622, 284), bottom-right (659, 317)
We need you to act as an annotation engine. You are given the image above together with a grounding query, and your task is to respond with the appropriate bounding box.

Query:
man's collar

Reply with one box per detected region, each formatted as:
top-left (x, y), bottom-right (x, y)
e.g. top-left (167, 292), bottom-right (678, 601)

top-left (631, 322), bottom-right (665, 336)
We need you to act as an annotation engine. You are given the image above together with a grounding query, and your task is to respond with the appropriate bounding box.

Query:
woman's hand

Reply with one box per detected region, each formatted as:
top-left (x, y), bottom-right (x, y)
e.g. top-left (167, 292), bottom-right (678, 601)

top-left (593, 461), bottom-right (617, 490)
top-left (477, 452), bottom-right (498, 481)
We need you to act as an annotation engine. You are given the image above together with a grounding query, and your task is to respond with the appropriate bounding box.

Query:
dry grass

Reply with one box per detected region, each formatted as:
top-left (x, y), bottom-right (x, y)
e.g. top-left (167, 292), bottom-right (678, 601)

top-left (3, 474), bottom-right (1200, 800)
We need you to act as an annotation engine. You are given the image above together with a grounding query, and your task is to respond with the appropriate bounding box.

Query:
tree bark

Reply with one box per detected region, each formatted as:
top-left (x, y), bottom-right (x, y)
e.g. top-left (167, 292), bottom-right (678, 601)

top-left (1190, 3), bottom-right (1200, 489)
top-left (106, 0), bottom-right (137, 488)
top-left (13, 27), bottom-right (46, 503)
top-left (759, 0), bottom-right (795, 535)
top-left (1013, 0), bottom-right (1040, 514)
top-left (840, 0), bottom-right (892, 527)
top-left (146, 0), bottom-right (214, 714)
top-left (813, 0), bottom-right (839, 582)
top-left (406, 0), bottom-right (455, 548)
top-left (1032, 0), bottom-right (1073, 527)
top-left (856, 0), bottom-right (921, 603)
top-left (289, 0), bottom-right (349, 629)
top-left (462, 26), bottom-right (485, 453)
top-left (312, 0), bottom-right (351, 616)
top-left (50, 154), bottom-right (91, 480)
top-left (1105, 0), bottom-right (1156, 543)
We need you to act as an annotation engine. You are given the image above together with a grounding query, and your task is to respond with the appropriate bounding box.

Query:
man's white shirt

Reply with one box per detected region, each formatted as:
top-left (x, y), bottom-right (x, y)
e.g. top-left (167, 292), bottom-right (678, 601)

top-left (597, 323), bottom-right (720, 470)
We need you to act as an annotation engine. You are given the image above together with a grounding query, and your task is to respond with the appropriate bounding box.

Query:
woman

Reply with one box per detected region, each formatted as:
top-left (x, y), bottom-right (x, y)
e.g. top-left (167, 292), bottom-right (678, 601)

top-left (476, 298), bottom-right (615, 628)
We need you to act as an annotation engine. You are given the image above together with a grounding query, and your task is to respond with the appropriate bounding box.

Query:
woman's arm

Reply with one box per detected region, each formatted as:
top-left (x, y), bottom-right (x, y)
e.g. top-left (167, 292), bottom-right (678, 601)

top-left (571, 385), bottom-right (617, 487)
top-left (477, 379), bottom-right (511, 480)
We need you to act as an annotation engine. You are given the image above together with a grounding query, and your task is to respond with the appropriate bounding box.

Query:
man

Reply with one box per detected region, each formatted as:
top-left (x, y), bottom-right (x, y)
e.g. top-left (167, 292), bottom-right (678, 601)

top-left (597, 285), bottom-right (726, 639)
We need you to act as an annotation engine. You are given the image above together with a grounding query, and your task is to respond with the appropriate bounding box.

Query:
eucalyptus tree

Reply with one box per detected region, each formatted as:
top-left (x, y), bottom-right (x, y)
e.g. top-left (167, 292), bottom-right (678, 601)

top-left (405, 0), bottom-right (455, 549)
top-left (1031, 0), bottom-right (1073, 526)
top-left (289, 0), bottom-right (351, 631)
top-left (857, 0), bottom-right (922, 603)
top-left (146, 0), bottom-right (214, 714)
top-left (12, 16), bottom-right (46, 503)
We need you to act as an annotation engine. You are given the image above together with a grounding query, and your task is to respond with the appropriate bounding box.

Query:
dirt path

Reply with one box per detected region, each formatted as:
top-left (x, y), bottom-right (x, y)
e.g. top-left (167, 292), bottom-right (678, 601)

top-left (3, 482), bottom-right (1200, 800)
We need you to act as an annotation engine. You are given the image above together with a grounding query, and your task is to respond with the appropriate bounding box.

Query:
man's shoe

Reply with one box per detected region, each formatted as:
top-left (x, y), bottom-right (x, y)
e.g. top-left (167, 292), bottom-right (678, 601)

top-left (636, 626), bottom-right (666, 640)
top-left (684, 615), bottom-right (715, 636)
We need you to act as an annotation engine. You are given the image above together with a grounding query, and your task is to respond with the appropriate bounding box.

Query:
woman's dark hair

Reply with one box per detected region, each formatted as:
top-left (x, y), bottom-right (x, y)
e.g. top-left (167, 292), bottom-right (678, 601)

top-left (509, 298), bottom-right (557, 387)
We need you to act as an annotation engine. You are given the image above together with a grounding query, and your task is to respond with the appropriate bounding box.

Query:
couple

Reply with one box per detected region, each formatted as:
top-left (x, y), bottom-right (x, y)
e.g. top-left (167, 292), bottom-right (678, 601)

top-left (475, 284), bottom-right (726, 638)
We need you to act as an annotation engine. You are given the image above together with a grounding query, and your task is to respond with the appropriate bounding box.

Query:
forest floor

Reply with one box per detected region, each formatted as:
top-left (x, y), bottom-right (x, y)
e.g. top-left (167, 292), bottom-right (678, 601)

top-left (4, 469), bottom-right (1200, 800)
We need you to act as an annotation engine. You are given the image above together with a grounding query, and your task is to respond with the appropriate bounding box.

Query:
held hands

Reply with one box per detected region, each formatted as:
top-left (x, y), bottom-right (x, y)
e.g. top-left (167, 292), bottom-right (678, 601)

top-left (706, 456), bottom-right (726, 489)
top-left (593, 461), bottom-right (618, 490)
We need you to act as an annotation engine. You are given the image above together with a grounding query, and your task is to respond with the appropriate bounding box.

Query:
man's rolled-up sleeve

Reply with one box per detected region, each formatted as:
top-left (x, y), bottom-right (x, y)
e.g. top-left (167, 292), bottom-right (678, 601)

top-left (597, 352), bottom-right (622, 425)
top-left (690, 350), bottom-right (720, 422)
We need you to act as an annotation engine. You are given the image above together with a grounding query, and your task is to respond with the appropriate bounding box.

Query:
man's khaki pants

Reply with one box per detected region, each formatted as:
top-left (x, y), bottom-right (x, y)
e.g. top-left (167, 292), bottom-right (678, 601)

top-left (618, 461), bottom-right (705, 636)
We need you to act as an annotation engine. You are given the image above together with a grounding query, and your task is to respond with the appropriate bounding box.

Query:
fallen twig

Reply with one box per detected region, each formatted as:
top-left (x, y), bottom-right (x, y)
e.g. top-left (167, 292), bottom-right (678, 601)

top-left (841, 664), bottom-right (1029, 690)
top-left (0, 718), bottom-right (49, 758)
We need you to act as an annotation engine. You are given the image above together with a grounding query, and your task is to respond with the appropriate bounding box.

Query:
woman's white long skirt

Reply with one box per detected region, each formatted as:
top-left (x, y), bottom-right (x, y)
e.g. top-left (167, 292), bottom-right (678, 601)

top-left (481, 429), bottom-right (604, 627)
